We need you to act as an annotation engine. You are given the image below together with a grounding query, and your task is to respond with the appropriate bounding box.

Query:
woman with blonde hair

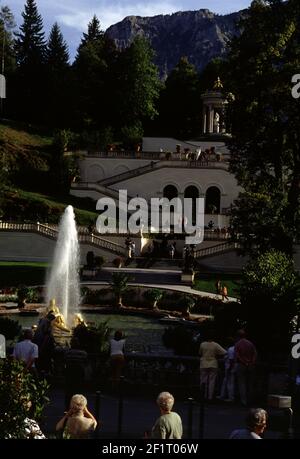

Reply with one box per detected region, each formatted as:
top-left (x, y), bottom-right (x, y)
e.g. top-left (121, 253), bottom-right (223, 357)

top-left (56, 394), bottom-right (97, 439)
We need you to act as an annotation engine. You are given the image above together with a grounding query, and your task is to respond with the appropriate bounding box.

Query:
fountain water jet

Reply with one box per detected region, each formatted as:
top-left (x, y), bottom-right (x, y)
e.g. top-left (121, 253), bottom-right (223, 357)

top-left (46, 205), bottom-right (81, 324)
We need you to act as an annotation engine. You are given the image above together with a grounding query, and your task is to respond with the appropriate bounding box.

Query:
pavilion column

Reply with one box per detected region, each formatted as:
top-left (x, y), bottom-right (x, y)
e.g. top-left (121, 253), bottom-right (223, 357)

top-left (202, 105), bottom-right (207, 134)
top-left (208, 105), bottom-right (214, 134)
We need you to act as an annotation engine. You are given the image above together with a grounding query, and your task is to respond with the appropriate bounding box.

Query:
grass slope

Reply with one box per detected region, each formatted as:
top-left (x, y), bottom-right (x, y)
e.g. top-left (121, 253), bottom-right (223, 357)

top-left (0, 121), bottom-right (98, 225)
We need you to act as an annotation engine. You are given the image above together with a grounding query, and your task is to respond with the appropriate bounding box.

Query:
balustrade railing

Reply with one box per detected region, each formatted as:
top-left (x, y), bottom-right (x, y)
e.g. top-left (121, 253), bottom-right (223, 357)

top-left (194, 241), bottom-right (240, 258)
top-left (0, 221), bottom-right (126, 255)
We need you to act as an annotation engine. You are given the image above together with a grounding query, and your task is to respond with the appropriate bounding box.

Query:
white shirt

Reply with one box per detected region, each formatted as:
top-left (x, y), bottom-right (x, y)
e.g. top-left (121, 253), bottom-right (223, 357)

top-left (13, 339), bottom-right (39, 367)
top-left (110, 338), bottom-right (125, 356)
top-left (24, 418), bottom-right (46, 439)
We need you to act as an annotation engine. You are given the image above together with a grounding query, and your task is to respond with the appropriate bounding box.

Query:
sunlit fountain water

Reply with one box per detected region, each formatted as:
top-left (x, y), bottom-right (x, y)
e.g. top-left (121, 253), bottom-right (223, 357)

top-left (46, 205), bottom-right (81, 325)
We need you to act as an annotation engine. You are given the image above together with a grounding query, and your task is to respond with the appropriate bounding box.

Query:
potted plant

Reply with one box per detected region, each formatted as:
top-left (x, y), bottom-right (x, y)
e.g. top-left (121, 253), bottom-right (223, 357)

top-left (144, 289), bottom-right (164, 310)
top-left (179, 294), bottom-right (195, 318)
top-left (109, 272), bottom-right (130, 308)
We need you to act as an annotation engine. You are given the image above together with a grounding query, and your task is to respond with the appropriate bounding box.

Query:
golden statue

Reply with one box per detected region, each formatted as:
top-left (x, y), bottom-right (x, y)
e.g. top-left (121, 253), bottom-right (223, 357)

top-left (46, 298), bottom-right (71, 333)
top-left (213, 76), bottom-right (223, 90)
top-left (46, 298), bottom-right (60, 315)
top-left (52, 314), bottom-right (71, 333)
top-left (73, 313), bottom-right (87, 328)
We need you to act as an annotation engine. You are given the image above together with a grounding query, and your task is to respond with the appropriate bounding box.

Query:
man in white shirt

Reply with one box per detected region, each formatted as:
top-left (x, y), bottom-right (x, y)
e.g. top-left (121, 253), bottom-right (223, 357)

top-left (13, 329), bottom-right (39, 372)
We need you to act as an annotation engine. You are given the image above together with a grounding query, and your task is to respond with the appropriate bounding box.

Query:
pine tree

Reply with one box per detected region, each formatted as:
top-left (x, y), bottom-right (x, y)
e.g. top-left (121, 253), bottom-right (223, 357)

top-left (80, 15), bottom-right (103, 47)
top-left (15, 0), bottom-right (45, 68)
top-left (72, 16), bottom-right (118, 130)
top-left (14, 0), bottom-right (46, 122)
top-left (45, 23), bottom-right (70, 127)
top-left (46, 22), bottom-right (69, 71)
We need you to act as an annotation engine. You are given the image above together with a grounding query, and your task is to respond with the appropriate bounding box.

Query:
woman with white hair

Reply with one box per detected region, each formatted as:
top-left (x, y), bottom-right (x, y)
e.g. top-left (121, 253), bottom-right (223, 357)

top-left (56, 394), bottom-right (97, 439)
top-left (151, 392), bottom-right (183, 439)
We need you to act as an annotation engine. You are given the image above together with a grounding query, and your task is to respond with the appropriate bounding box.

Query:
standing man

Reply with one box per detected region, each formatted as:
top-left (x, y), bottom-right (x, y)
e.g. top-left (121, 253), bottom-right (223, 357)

top-left (13, 329), bottom-right (39, 376)
top-left (235, 329), bottom-right (257, 406)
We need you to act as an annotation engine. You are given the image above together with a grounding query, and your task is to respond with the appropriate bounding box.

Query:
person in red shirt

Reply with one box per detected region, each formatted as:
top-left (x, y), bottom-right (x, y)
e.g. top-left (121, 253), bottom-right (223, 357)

top-left (235, 329), bottom-right (257, 406)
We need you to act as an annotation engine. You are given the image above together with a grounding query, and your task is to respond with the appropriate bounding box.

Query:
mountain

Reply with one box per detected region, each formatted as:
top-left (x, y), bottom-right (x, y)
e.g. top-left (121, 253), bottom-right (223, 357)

top-left (106, 9), bottom-right (243, 75)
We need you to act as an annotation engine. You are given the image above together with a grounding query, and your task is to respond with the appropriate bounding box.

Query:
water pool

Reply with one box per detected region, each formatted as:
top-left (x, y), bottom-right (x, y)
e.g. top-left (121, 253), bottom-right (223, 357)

top-left (3, 312), bottom-right (169, 354)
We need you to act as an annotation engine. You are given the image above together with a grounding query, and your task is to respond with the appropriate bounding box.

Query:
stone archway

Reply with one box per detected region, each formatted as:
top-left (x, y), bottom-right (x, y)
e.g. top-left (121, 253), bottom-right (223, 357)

top-left (163, 184), bottom-right (178, 200)
top-left (205, 186), bottom-right (221, 214)
top-left (184, 185), bottom-right (199, 224)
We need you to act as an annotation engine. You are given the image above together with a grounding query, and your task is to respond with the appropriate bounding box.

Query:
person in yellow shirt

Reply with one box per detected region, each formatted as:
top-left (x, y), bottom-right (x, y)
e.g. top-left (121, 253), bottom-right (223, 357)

top-left (199, 330), bottom-right (226, 400)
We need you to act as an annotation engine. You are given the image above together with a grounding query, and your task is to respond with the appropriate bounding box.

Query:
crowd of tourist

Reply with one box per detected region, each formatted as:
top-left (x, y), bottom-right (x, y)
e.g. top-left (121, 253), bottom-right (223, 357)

top-left (8, 307), bottom-right (266, 440)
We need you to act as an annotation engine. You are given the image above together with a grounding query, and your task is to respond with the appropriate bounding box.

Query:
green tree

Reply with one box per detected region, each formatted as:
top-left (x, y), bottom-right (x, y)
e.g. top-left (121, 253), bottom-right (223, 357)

top-left (179, 294), bottom-right (195, 316)
top-left (46, 23), bottom-right (69, 72)
top-left (240, 249), bottom-right (299, 353)
top-left (14, 0), bottom-right (46, 122)
top-left (0, 358), bottom-right (49, 439)
top-left (45, 22), bottom-right (70, 127)
top-left (72, 15), bottom-right (117, 131)
top-left (144, 288), bottom-right (163, 309)
top-left (0, 5), bottom-right (16, 118)
top-left (49, 130), bottom-right (74, 193)
top-left (226, 0), bottom-right (300, 255)
top-left (109, 272), bottom-right (130, 307)
top-left (198, 58), bottom-right (227, 92)
top-left (115, 36), bottom-right (161, 142)
top-left (231, 191), bottom-right (292, 256)
top-left (0, 5), bottom-right (16, 74)
top-left (79, 15), bottom-right (103, 47)
top-left (157, 57), bottom-right (200, 138)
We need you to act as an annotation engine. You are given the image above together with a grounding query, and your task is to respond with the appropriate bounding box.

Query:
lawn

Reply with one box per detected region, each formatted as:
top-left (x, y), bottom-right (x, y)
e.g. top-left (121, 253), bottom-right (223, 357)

top-left (3, 188), bottom-right (98, 226)
top-left (193, 274), bottom-right (241, 298)
top-left (0, 262), bottom-right (49, 288)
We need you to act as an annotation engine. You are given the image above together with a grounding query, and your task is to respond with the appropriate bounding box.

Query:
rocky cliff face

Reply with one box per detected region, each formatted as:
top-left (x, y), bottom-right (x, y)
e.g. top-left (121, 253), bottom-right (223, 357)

top-left (106, 9), bottom-right (242, 75)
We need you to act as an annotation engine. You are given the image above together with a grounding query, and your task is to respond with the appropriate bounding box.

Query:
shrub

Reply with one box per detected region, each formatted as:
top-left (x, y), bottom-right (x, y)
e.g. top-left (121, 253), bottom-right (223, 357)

top-left (0, 358), bottom-right (49, 439)
top-left (0, 294), bottom-right (17, 303)
top-left (73, 321), bottom-right (111, 354)
top-left (241, 249), bottom-right (299, 353)
top-left (144, 289), bottom-right (164, 309)
top-left (178, 294), bottom-right (196, 315)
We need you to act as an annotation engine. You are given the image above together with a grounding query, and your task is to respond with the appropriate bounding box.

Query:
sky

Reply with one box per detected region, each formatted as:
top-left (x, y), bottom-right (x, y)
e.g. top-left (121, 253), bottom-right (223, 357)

top-left (7, 0), bottom-right (253, 59)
